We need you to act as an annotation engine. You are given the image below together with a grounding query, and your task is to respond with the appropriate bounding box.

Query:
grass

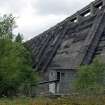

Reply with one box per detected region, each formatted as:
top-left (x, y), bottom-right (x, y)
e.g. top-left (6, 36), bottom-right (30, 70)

top-left (0, 97), bottom-right (32, 105)
top-left (0, 95), bottom-right (105, 105)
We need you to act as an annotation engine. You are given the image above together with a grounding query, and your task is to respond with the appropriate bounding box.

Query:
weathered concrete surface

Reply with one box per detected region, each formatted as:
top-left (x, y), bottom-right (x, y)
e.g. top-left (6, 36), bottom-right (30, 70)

top-left (25, 0), bottom-right (105, 95)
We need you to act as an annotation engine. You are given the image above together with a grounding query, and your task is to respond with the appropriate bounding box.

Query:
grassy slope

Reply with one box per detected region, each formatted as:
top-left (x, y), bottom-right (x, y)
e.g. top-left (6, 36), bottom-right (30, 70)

top-left (0, 96), bottom-right (105, 105)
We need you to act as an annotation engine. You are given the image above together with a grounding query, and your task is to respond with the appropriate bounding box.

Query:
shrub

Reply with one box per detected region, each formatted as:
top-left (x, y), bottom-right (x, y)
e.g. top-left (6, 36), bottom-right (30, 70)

top-left (74, 58), bottom-right (105, 95)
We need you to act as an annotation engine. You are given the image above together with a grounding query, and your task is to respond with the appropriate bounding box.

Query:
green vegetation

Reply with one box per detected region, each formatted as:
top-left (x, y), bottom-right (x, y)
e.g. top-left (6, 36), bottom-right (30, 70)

top-left (15, 33), bottom-right (23, 43)
top-left (0, 96), bottom-right (104, 105)
top-left (0, 14), bottom-right (38, 97)
top-left (74, 58), bottom-right (105, 95)
top-left (0, 13), bottom-right (105, 104)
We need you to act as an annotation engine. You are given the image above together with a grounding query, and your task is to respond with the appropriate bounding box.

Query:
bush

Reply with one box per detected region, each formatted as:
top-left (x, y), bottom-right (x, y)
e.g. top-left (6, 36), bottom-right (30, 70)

top-left (74, 58), bottom-right (105, 95)
top-left (0, 14), bottom-right (38, 97)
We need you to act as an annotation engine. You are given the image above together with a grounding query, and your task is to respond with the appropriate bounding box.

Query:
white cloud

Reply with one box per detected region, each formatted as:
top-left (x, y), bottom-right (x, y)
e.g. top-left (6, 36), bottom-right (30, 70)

top-left (14, 14), bottom-right (67, 40)
top-left (0, 0), bottom-right (93, 41)
top-left (34, 0), bottom-right (93, 15)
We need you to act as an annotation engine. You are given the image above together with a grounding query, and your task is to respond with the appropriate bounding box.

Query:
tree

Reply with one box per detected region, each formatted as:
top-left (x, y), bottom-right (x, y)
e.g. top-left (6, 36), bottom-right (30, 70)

top-left (15, 33), bottom-right (23, 43)
top-left (0, 14), bottom-right (38, 97)
top-left (0, 14), bottom-right (16, 40)
top-left (74, 58), bottom-right (105, 95)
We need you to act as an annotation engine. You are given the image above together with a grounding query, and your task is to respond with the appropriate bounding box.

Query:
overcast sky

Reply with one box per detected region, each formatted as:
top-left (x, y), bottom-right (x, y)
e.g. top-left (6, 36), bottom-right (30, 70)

top-left (0, 0), bottom-right (93, 40)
